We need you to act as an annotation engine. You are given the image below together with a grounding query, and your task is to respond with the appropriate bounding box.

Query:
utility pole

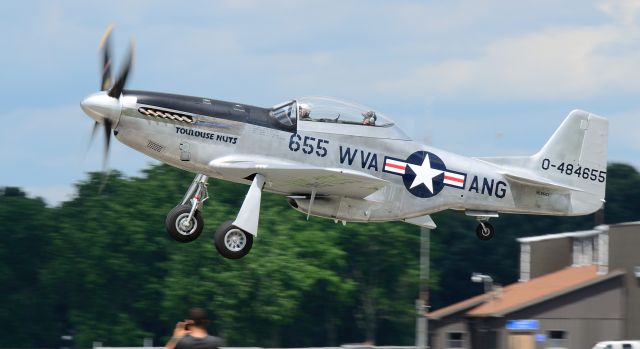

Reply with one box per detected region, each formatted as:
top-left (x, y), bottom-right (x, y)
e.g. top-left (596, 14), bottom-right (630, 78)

top-left (415, 227), bottom-right (430, 349)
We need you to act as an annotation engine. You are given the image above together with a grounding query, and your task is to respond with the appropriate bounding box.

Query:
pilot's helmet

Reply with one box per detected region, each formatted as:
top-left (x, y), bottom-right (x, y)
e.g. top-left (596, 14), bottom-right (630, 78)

top-left (298, 103), bottom-right (311, 118)
top-left (362, 110), bottom-right (377, 125)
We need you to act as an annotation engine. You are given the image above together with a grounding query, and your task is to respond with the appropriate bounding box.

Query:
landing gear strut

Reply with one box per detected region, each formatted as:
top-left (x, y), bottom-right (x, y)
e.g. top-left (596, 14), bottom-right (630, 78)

top-left (475, 221), bottom-right (495, 241)
top-left (165, 174), bottom-right (209, 243)
top-left (212, 174), bottom-right (265, 259)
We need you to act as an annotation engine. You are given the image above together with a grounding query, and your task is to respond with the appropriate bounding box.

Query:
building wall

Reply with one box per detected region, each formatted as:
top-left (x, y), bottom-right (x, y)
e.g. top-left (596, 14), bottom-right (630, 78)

top-left (430, 314), bottom-right (471, 349)
top-left (431, 277), bottom-right (624, 349)
top-left (468, 317), bottom-right (502, 349)
top-left (431, 224), bottom-right (639, 349)
top-left (507, 276), bottom-right (625, 349)
top-left (608, 223), bottom-right (640, 338)
top-left (528, 238), bottom-right (572, 279)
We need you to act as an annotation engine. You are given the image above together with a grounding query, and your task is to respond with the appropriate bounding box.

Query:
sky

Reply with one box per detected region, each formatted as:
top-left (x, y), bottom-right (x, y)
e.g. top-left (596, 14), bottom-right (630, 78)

top-left (1, 0), bottom-right (640, 206)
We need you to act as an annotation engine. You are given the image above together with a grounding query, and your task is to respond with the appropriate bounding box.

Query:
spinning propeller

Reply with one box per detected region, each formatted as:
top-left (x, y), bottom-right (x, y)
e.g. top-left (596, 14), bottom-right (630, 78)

top-left (81, 25), bottom-right (134, 169)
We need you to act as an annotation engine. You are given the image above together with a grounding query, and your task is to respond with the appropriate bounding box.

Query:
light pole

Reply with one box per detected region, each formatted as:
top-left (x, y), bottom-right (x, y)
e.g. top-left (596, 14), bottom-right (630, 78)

top-left (471, 273), bottom-right (494, 293)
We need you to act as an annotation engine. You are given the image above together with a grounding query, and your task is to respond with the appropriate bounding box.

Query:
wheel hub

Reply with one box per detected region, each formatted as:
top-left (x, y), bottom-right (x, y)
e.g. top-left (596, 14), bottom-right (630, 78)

top-left (225, 229), bottom-right (247, 252)
top-left (179, 219), bottom-right (192, 230)
top-left (176, 213), bottom-right (196, 236)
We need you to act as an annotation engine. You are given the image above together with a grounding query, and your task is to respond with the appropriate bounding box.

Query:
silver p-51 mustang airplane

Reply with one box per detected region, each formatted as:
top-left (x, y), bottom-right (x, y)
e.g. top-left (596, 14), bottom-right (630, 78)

top-left (81, 28), bottom-right (608, 259)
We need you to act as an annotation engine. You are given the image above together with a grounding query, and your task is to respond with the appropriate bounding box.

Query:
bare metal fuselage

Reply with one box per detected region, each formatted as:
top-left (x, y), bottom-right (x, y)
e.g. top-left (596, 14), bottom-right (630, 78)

top-left (112, 90), bottom-right (599, 224)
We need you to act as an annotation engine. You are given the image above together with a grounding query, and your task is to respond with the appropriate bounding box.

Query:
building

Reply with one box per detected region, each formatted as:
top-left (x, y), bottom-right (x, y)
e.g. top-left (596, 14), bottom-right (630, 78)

top-left (427, 222), bottom-right (640, 349)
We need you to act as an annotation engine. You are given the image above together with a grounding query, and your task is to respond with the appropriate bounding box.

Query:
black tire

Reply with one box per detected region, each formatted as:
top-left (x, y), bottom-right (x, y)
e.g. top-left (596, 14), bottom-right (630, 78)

top-left (165, 204), bottom-right (204, 243)
top-left (475, 222), bottom-right (495, 241)
top-left (214, 220), bottom-right (253, 259)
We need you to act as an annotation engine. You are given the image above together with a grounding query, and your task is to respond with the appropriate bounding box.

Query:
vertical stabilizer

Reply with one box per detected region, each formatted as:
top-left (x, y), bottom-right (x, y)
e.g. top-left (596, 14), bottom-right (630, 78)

top-left (532, 110), bottom-right (608, 213)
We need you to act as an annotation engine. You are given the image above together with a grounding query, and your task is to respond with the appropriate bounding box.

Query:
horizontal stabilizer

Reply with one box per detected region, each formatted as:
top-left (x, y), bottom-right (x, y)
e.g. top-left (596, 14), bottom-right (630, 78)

top-left (499, 170), bottom-right (583, 192)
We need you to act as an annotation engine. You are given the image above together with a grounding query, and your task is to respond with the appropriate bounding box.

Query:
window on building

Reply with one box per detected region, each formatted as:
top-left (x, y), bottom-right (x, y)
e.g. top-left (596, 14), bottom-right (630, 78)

top-left (547, 330), bottom-right (568, 349)
top-left (623, 344), bottom-right (632, 349)
top-left (446, 332), bottom-right (465, 348)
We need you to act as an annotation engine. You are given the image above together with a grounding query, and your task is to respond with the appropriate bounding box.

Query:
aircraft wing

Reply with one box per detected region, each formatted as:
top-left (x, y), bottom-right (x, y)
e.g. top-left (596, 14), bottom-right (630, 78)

top-left (209, 155), bottom-right (389, 198)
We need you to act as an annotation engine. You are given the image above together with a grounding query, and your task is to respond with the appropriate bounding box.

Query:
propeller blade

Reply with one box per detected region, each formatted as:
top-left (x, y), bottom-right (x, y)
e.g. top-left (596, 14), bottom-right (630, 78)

top-left (99, 25), bottom-right (113, 91)
top-left (83, 121), bottom-right (101, 162)
top-left (102, 119), bottom-right (112, 170)
top-left (91, 121), bottom-right (100, 141)
top-left (108, 40), bottom-right (134, 98)
top-left (99, 119), bottom-right (112, 193)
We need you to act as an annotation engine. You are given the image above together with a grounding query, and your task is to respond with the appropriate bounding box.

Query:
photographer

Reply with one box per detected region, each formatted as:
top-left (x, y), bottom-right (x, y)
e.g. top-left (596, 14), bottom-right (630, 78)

top-left (165, 308), bottom-right (223, 349)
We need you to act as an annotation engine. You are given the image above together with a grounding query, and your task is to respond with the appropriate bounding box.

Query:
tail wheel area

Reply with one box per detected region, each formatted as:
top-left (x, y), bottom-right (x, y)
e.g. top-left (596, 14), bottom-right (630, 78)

top-left (475, 222), bottom-right (495, 241)
top-left (214, 220), bottom-right (253, 259)
top-left (165, 204), bottom-right (204, 243)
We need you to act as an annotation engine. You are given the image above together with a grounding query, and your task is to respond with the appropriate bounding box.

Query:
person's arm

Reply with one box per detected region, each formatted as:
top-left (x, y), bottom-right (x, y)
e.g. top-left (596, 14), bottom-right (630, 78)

top-left (165, 321), bottom-right (192, 349)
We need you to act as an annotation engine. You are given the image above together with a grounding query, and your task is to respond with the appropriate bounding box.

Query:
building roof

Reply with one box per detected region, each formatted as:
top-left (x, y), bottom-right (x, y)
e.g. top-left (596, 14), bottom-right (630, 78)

top-left (429, 265), bottom-right (625, 320)
top-left (610, 221), bottom-right (640, 227)
top-left (428, 292), bottom-right (489, 320)
top-left (516, 227), bottom-right (606, 243)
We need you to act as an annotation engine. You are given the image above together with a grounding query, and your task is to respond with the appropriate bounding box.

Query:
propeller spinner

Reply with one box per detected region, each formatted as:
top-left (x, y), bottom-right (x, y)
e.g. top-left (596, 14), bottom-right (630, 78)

top-left (80, 25), bottom-right (134, 168)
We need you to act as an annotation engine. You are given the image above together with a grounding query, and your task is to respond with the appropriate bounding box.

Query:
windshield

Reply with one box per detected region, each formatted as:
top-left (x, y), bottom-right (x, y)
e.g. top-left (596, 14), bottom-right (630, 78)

top-left (269, 100), bottom-right (297, 128)
top-left (296, 97), bottom-right (394, 127)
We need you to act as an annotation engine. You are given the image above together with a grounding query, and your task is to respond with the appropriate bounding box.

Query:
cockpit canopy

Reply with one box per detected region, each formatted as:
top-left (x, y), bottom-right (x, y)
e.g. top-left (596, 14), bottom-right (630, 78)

top-left (269, 96), bottom-right (409, 139)
top-left (296, 97), bottom-right (394, 127)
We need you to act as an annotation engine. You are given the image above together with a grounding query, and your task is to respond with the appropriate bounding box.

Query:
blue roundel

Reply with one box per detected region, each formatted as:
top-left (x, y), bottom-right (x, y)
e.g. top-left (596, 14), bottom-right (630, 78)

top-left (402, 151), bottom-right (447, 198)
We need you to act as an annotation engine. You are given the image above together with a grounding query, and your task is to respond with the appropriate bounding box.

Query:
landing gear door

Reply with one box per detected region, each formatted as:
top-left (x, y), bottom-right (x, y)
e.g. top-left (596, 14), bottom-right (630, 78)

top-left (180, 141), bottom-right (191, 161)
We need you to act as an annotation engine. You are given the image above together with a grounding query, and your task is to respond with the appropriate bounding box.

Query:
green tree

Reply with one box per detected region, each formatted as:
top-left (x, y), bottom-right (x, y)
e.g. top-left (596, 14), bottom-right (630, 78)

top-left (2, 162), bottom-right (640, 347)
top-left (603, 163), bottom-right (640, 223)
top-left (161, 189), bottom-right (355, 347)
top-left (41, 172), bottom-right (173, 347)
top-left (335, 222), bottom-right (425, 345)
top-left (0, 188), bottom-right (57, 347)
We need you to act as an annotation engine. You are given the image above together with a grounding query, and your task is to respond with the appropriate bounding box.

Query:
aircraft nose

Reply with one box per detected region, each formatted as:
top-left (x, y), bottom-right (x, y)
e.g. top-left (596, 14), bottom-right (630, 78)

top-left (80, 92), bottom-right (122, 125)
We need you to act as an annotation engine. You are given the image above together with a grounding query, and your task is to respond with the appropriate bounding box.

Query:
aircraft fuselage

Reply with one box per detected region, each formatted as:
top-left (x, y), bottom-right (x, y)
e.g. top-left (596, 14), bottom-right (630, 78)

top-left (113, 90), bottom-right (579, 223)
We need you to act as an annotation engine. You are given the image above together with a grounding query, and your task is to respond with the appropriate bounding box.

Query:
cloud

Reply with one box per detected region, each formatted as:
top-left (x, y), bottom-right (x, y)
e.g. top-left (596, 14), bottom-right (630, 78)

top-left (607, 108), bottom-right (640, 167)
top-left (597, 0), bottom-right (640, 26)
top-left (1, 0), bottom-right (639, 199)
top-left (377, 1), bottom-right (640, 102)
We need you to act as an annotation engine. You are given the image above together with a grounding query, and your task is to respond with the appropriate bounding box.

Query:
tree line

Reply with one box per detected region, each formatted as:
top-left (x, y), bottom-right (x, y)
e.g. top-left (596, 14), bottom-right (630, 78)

top-left (1, 163), bottom-right (638, 348)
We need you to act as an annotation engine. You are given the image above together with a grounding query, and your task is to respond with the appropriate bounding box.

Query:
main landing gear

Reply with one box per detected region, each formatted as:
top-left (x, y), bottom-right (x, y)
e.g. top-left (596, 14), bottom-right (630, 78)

top-left (214, 221), bottom-right (254, 260)
top-left (165, 173), bottom-right (266, 259)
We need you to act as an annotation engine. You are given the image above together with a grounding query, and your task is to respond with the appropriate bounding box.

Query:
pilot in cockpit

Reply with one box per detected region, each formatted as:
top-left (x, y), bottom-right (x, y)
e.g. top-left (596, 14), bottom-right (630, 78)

top-left (362, 111), bottom-right (377, 126)
top-left (298, 103), bottom-right (311, 120)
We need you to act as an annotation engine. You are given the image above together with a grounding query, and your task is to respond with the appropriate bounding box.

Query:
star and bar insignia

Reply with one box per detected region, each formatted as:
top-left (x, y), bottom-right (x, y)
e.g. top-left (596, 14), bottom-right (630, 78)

top-left (383, 151), bottom-right (466, 198)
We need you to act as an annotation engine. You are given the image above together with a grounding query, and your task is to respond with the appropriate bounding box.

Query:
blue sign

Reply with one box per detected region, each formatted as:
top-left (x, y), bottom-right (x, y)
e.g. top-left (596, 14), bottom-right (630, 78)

top-left (535, 333), bottom-right (546, 342)
top-left (506, 319), bottom-right (539, 331)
